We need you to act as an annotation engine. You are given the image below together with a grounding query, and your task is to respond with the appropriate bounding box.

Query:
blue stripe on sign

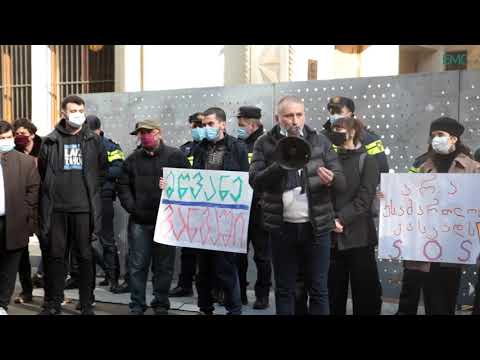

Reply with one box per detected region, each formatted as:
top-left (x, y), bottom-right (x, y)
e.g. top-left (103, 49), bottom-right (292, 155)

top-left (162, 199), bottom-right (249, 210)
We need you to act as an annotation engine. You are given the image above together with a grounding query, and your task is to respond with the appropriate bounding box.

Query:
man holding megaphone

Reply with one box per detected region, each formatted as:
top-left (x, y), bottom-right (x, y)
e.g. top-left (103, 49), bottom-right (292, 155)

top-left (249, 95), bottom-right (346, 315)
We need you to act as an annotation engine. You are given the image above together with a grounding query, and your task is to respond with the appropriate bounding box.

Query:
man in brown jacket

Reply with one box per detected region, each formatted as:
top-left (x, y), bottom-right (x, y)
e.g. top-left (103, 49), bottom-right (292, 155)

top-left (0, 120), bottom-right (40, 315)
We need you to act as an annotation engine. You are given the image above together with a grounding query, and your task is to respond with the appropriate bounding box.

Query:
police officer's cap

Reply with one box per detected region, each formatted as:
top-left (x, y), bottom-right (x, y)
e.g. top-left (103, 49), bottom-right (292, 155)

top-left (327, 96), bottom-right (355, 114)
top-left (236, 106), bottom-right (262, 119)
top-left (188, 112), bottom-right (204, 124)
top-left (86, 115), bottom-right (101, 131)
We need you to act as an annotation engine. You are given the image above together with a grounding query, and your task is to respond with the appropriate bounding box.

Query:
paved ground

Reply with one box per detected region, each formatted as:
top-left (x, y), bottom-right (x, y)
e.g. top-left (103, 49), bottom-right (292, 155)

top-left (7, 238), bottom-right (472, 315)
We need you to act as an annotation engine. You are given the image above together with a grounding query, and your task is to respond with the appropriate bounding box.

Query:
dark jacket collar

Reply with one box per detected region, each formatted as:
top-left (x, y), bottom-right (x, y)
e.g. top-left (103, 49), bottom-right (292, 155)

top-left (45, 119), bottom-right (96, 143)
top-left (200, 133), bottom-right (236, 150)
top-left (140, 140), bottom-right (166, 157)
top-left (245, 126), bottom-right (265, 144)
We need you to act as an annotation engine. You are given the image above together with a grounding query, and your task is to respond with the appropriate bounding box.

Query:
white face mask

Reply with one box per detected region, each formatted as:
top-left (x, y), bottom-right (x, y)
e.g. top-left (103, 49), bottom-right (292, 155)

top-left (67, 112), bottom-right (86, 128)
top-left (431, 136), bottom-right (452, 154)
top-left (0, 138), bottom-right (15, 153)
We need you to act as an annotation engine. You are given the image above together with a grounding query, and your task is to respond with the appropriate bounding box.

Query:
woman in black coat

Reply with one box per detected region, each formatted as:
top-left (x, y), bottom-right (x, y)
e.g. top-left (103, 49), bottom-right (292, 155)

top-left (327, 117), bottom-right (382, 315)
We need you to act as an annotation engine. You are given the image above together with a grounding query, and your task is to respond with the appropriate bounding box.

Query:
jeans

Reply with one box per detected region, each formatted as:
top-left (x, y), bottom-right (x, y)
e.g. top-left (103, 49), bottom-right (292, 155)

top-left (271, 222), bottom-right (331, 315)
top-left (128, 218), bottom-right (176, 313)
top-left (196, 249), bottom-right (242, 315)
top-left (237, 222), bottom-right (272, 299)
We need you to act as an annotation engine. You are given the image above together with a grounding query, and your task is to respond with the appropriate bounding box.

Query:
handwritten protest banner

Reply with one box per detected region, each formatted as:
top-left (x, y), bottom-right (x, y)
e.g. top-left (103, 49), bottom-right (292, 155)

top-left (378, 173), bottom-right (480, 264)
top-left (153, 168), bottom-right (253, 253)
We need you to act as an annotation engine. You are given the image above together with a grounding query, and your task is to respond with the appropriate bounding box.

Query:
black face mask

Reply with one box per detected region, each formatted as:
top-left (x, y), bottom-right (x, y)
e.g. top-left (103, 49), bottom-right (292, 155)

top-left (329, 131), bottom-right (347, 146)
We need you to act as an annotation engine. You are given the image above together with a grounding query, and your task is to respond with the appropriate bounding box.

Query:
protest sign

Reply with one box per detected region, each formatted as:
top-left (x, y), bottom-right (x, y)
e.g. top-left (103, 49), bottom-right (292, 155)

top-left (379, 173), bottom-right (480, 264)
top-left (153, 168), bottom-right (253, 253)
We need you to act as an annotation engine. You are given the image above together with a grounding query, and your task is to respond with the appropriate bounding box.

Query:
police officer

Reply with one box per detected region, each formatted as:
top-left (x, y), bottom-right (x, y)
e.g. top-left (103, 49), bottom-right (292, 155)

top-left (169, 112), bottom-right (205, 297)
top-left (236, 106), bottom-right (272, 309)
top-left (296, 96), bottom-right (390, 314)
top-left (323, 96), bottom-right (389, 174)
top-left (86, 115), bottom-right (127, 294)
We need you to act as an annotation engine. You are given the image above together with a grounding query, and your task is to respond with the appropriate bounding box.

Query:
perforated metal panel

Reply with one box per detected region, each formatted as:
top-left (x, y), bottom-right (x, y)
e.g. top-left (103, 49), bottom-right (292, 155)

top-left (456, 70), bottom-right (480, 307)
top-left (274, 71), bottom-right (461, 300)
top-left (82, 85), bottom-right (275, 278)
top-left (81, 70), bottom-right (479, 306)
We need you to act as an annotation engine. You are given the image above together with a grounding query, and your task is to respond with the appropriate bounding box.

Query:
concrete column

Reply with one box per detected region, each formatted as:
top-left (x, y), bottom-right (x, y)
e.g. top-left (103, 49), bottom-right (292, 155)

top-left (360, 45), bottom-right (400, 77)
top-left (290, 45), bottom-right (335, 81)
top-left (115, 45), bottom-right (142, 92)
top-left (141, 45), bottom-right (224, 90)
top-left (224, 45), bottom-right (249, 85)
top-left (31, 45), bottom-right (52, 136)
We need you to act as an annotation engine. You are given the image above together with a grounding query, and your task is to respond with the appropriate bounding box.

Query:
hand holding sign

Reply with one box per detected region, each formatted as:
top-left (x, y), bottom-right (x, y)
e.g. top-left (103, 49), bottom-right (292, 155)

top-left (378, 173), bottom-right (480, 265)
top-left (159, 177), bottom-right (166, 190)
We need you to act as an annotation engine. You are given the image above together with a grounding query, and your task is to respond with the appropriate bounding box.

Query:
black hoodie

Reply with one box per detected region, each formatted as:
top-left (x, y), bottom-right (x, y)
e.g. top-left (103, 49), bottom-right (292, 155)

top-left (51, 121), bottom-right (90, 212)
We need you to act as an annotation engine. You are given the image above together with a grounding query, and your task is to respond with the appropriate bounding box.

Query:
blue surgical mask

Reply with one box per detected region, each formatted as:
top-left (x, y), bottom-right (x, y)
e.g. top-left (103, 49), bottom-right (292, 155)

top-left (205, 126), bottom-right (219, 142)
top-left (0, 138), bottom-right (15, 153)
top-left (237, 127), bottom-right (249, 140)
top-left (192, 127), bottom-right (206, 142)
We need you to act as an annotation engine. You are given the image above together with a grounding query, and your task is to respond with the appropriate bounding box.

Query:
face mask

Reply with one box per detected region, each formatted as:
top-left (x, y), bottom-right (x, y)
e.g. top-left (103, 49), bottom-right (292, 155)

top-left (237, 127), bottom-right (249, 140)
top-left (140, 133), bottom-right (158, 149)
top-left (67, 113), bottom-right (86, 128)
top-left (431, 136), bottom-right (452, 155)
top-left (329, 131), bottom-right (347, 146)
top-left (192, 127), bottom-right (206, 142)
top-left (14, 135), bottom-right (30, 151)
top-left (0, 138), bottom-right (15, 153)
top-left (205, 126), bottom-right (219, 142)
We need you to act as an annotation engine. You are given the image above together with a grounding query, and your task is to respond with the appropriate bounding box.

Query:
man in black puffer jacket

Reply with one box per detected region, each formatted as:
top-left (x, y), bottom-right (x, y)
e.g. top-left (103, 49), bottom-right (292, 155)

top-left (249, 96), bottom-right (346, 315)
top-left (117, 120), bottom-right (190, 315)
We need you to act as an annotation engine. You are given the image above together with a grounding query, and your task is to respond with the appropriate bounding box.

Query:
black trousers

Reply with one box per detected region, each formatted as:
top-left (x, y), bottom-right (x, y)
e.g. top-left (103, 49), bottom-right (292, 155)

top-left (18, 246), bottom-right (33, 295)
top-left (177, 247), bottom-right (197, 289)
top-left (423, 263), bottom-right (462, 315)
top-left (328, 245), bottom-right (382, 315)
top-left (236, 222), bottom-right (272, 299)
top-left (99, 197), bottom-right (120, 281)
top-left (196, 249), bottom-right (242, 315)
top-left (0, 217), bottom-right (24, 310)
top-left (473, 269), bottom-right (480, 315)
top-left (397, 267), bottom-right (427, 315)
top-left (44, 212), bottom-right (93, 310)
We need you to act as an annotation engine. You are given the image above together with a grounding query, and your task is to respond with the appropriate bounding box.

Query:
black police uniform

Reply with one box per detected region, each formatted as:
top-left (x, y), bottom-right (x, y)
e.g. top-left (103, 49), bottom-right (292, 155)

top-left (237, 125), bottom-right (273, 305)
top-left (171, 140), bottom-right (202, 293)
top-left (69, 133), bottom-right (125, 290)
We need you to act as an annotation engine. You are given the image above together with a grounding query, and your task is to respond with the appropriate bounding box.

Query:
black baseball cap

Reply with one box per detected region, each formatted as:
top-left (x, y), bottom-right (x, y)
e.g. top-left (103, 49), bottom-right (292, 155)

top-left (327, 96), bottom-right (355, 114)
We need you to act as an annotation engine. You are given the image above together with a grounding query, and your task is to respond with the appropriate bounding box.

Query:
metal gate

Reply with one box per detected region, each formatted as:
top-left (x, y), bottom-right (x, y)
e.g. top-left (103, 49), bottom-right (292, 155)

top-left (82, 69), bottom-right (480, 307)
